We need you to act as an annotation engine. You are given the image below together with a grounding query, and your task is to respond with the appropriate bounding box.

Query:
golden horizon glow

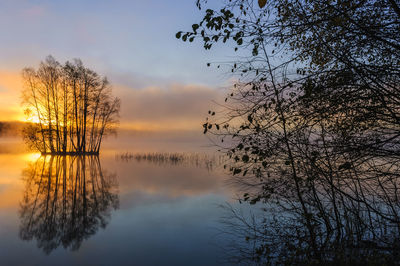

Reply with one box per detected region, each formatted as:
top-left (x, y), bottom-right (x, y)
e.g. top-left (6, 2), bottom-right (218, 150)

top-left (24, 152), bottom-right (42, 162)
top-left (0, 69), bottom-right (222, 133)
top-left (0, 70), bottom-right (24, 122)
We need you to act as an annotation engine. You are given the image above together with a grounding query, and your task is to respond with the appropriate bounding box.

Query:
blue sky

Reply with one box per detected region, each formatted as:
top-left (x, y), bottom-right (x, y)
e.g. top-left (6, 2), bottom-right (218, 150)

top-left (0, 0), bottom-right (234, 129)
top-left (0, 0), bottom-right (229, 86)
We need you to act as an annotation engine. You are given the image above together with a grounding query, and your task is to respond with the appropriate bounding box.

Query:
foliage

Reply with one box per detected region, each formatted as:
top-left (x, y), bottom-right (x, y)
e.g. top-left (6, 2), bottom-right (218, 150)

top-left (178, 0), bottom-right (400, 264)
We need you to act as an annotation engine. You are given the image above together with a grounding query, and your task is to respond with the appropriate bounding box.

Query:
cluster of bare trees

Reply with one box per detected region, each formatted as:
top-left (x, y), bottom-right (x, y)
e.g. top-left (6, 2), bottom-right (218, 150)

top-left (180, 0), bottom-right (400, 264)
top-left (22, 56), bottom-right (120, 154)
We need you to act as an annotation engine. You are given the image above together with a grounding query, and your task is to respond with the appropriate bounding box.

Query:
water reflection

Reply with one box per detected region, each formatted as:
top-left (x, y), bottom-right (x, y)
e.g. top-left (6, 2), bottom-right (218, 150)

top-left (116, 152), bottom-right (225, 172)
top-left (19, 156), bottom-right (119, 254)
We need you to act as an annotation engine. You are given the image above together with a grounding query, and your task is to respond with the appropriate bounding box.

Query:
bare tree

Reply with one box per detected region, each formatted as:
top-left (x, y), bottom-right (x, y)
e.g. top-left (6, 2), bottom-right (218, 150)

top-left (22, 56), bottom-right (120, 155)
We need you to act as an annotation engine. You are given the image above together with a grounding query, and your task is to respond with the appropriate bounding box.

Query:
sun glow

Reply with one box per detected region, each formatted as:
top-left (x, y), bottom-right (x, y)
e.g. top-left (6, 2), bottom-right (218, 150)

top-left (25, 152), bottom-right (42, 162)
top-left (26, 116), bottom-right (41, 124)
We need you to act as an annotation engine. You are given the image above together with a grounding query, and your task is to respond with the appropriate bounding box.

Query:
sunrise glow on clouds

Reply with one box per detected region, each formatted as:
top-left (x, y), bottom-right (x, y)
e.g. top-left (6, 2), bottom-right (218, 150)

top-left (0, 70), bottom-right (24, 121)
top-left (0, 0), bottom-right (231, 132)
top-left (0, 68), bottom-right (226, 131)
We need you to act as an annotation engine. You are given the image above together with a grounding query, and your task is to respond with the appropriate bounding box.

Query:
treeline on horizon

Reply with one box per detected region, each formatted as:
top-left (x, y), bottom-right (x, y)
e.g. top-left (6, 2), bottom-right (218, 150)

top-left (22, 56), bottom-right (120, 154)
top-left (0, 121), bottom-right (25, 137)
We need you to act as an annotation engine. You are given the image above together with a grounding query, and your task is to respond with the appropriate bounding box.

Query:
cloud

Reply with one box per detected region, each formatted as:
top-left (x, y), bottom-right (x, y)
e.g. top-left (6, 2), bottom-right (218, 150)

top-left (114, 82), bottom-right (225, 131)
top-left (21, 5), bottom-right (45, 18)
top-left (0, 67), bottom-right (226, 131)
top-left (0, 70), bottom-right (24, 121)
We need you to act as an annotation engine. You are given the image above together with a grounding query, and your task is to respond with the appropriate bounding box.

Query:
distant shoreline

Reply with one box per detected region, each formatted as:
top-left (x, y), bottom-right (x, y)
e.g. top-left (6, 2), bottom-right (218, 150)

top-left (41, 152), bottom-right (100, 156)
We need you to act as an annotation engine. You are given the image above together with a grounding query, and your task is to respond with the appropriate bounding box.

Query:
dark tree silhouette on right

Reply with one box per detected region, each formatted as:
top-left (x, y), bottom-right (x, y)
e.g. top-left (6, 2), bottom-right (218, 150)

top-left (178, 0), bottom-right (400, 264)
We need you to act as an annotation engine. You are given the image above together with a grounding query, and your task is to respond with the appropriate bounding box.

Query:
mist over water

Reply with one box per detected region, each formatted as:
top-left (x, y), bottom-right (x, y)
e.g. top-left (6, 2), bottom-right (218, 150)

top-left (0, 134), bottom-right (239, 266)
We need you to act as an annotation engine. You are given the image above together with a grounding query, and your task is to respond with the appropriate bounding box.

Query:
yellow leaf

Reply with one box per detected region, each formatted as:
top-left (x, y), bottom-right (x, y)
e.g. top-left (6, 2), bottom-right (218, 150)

top-left (258, 0), bottom-right (267, 8)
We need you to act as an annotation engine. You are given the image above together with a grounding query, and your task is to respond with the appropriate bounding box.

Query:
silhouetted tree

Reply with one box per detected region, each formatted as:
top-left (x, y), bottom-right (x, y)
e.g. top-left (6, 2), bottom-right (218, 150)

top-left (21, 56), bottom-right (120, 154)
top-left (178, 0), bottom-right (400, 263)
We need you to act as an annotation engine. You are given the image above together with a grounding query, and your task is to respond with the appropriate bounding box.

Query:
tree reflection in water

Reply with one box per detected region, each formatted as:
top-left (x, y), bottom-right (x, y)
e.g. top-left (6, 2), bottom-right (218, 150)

top-left (220, 181), bottom-right (400, 265)
top-left (19, 156), bottom-right (119, 254)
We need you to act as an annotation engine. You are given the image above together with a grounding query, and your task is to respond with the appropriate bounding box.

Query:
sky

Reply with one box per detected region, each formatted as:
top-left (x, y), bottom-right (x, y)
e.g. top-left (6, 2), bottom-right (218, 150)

top-left (0, 0), bottom-right (232, 131)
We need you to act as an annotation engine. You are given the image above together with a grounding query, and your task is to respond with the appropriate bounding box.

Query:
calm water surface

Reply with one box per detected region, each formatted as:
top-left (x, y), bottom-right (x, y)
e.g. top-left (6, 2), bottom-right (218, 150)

top-left (0, 138), bottom-right (239, 266)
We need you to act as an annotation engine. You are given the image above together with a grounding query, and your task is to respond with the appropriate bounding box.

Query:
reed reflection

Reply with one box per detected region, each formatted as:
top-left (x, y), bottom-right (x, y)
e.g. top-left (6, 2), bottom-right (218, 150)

top-left (19, 155), bottom-right (119, 254)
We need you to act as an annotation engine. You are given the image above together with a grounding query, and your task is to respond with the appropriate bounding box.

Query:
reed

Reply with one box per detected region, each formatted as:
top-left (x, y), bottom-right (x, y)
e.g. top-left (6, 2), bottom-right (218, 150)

top-left (116, 151), bottom-right (225, 171)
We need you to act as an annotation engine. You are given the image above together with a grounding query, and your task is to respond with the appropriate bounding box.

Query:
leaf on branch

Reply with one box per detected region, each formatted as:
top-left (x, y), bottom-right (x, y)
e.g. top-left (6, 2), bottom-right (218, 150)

top-left (233, 168), bottom-right (242, 175)
top-left (338, 162), bottom-right (352, 170)
top-left (258, 0), bottom-right (267, 8)
top-left (192, 24), bottom-right (199, 32)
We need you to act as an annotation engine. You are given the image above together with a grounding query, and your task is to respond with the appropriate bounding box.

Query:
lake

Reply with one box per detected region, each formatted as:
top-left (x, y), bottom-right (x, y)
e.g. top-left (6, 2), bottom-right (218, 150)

top-left (0, 135), bottom-right (243, 266)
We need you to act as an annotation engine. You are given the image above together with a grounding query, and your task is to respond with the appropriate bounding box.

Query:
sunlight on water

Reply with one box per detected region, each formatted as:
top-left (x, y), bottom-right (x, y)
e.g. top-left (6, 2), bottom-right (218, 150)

top-left (0, 139), bottom-right (237, 266)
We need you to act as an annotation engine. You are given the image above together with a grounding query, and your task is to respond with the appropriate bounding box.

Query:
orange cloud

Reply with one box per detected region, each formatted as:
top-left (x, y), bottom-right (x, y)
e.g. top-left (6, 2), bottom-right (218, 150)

top-left (114, 83), bottom-right (225, 131)
top-left (0, 70), bottom-right (24, 121)
top-left (0, 68), bottom-right (226, 132)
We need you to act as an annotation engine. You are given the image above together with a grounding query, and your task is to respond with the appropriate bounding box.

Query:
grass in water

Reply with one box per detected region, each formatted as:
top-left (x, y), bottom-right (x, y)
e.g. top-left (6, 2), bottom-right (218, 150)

top-left (116, 152), bottom-right (225, 171)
